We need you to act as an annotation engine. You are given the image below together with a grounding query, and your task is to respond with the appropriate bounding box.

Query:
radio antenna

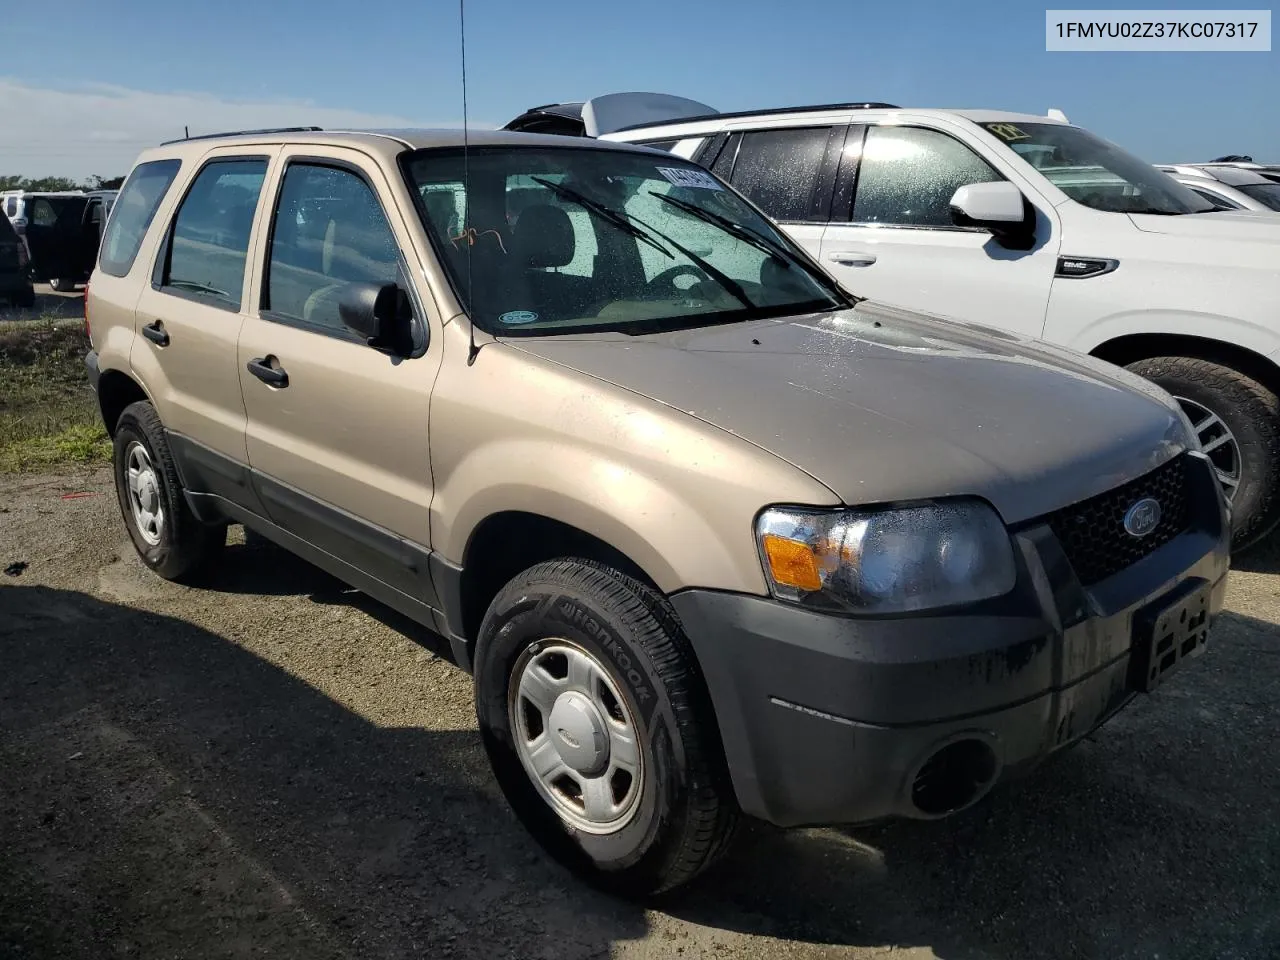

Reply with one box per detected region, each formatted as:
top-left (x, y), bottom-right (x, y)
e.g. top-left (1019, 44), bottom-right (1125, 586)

top-left (460, 0), bottom-right (479, 366)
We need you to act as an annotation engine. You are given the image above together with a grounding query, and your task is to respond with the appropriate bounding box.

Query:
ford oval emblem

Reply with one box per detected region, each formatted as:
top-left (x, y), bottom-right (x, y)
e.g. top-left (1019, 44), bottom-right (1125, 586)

top-left (1123, 498), bottom-right (1162, 538)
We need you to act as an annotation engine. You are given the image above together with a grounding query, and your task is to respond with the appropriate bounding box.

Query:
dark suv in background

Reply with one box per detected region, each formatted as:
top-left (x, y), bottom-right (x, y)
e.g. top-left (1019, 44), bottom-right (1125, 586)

top-left (14, 191), bottom-right (116, 292)
top-left (0, 212), bottom-right (35, 307)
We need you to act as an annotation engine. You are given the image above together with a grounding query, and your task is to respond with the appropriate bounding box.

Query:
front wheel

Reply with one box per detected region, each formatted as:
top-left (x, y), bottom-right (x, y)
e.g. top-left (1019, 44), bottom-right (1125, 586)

top-left (112, 400), bottom-right (227, 581)
top-left (1126, 356), bottom-right (1280, 551)
top-left (474, 559), bottom-right (738, 897)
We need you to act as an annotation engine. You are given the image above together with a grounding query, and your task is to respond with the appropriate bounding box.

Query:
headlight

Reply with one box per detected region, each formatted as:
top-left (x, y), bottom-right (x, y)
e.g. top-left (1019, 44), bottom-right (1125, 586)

top-left (756, 500), bottom-right (1016, 614)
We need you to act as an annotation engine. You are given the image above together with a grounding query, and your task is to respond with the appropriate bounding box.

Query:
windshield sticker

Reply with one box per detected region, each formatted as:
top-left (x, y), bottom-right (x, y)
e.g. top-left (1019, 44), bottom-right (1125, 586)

top-left (500, 310), bottom-right (539, 325)
top-left (657, 167), bottom-right (724, 191)
top-left (985, 123), bottom-right (1031, 143)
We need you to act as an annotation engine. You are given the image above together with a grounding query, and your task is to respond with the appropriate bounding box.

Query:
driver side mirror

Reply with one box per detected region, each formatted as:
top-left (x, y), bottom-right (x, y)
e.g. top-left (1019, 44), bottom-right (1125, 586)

top-left (949, 182), bottom-right (1036, 250)
top-left (339, 282), bottom-right (414, 356)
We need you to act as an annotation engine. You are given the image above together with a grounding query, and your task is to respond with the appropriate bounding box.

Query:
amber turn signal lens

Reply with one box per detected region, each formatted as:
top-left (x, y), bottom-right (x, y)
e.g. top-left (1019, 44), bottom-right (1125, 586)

top-left (761, 533), bottom-right (822, 592)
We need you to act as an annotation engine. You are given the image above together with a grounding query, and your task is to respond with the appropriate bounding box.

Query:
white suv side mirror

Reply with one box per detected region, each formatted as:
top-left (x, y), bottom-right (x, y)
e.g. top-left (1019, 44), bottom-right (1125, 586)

top-left (949, 181), bottom-right (1035, 250)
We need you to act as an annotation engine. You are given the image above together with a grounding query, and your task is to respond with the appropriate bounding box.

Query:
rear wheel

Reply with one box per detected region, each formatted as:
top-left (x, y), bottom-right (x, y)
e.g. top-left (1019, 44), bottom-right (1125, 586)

top-left (50, 277), bottom-right (76, 293)
top-left (474, 559), bottom-right (738, 897)
top-left (113, 400), bottom-right (227, 581)
top-left (1126, 356), bottom-right (1280, 551)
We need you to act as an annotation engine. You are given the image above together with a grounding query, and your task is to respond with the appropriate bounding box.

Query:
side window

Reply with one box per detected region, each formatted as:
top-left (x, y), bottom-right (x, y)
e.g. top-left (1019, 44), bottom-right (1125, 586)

top-left (159, 158), bottom-right (267, 310)
top-left (709, 134), bottom-right (739, 179)
top-left (265, 163), bottom-right (401, 333)
top-left (100, 159), bottom-right (182, 277)
top-left (4, 197), bottom-right (15, 217)
top-left (727, 127), bottom-right (832, 221)
top-left (1190, 187), bottom-right (1239, 210)
top-left (635, 138), bottom-right (681, 153)
top-left (853, 126), bottom-right (1002, 227)
top-left (31, 199), bottom-right (58, 227)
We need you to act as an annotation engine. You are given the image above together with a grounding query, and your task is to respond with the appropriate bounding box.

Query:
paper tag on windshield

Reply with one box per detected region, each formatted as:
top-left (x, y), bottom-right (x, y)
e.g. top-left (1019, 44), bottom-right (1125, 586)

top-left (657, 167), bottom-right (723, 191)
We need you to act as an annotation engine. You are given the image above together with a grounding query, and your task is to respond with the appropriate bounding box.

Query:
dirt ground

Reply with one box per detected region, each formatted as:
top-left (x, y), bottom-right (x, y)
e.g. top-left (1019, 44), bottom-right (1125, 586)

top-left (1, 468), bottom-right (1278, 960)
top-left (0, 283), bottom-right (84, 323)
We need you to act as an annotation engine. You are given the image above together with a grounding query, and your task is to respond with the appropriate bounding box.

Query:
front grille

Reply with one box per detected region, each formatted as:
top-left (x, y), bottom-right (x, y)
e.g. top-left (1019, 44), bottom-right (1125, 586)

top-left (1044, 454), bottom-right (1190, 586)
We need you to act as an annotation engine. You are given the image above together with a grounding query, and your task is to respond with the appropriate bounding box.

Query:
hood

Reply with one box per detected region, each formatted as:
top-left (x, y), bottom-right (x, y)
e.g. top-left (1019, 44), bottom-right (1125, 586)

top-left (508, 303), bottom-right (1190, 524)
top-left (1128, 210), bottom-right (1280, 243)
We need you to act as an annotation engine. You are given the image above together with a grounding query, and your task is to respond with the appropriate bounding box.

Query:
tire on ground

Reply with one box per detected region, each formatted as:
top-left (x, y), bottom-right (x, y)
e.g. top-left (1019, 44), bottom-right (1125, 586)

top-left (474, 558), bottom-right (738, 897)
top-left (112, 400), bottom-right (227, 581)
top-left (1126, 355), bottom-right (1280, 551)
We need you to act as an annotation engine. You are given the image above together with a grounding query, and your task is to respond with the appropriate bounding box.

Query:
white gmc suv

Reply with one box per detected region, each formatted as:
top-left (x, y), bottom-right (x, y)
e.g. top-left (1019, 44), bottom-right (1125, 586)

top-left (506, 94), bottom-right (1280, 549)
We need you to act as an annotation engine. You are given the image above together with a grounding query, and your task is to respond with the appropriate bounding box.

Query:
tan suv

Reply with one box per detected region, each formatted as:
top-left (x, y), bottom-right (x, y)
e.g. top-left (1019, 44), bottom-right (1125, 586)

top-left (86, 126), bottom-right (1230, 895)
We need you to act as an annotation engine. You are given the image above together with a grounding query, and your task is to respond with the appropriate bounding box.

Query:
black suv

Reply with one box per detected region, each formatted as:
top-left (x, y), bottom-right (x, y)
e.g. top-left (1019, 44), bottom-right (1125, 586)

top-left (0, 212), bottom-right (34, 307)
top-left (21, 191), bottom-right (116, 292)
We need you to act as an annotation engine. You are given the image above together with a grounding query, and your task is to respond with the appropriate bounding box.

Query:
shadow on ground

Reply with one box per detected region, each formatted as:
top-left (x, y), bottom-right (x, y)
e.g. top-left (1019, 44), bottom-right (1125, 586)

top-left (0, 285), bottom-right (83, 322)
top-left (2, 557), bottom-right (1277, 958)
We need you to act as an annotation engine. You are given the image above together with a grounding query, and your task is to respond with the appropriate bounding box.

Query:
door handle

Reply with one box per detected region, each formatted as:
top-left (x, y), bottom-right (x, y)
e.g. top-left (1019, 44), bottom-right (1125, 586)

top-left (827, 251), bottom-right (877, 267)
top-left (247, 356), bottom-right (289, 388)
top-left (141, 321), bottom-right (169, 346)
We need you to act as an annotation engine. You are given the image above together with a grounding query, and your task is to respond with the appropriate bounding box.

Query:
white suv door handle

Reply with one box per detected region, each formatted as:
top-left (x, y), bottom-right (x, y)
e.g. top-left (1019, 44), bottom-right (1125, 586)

top-left (827, 251), bottom-right (877, 267)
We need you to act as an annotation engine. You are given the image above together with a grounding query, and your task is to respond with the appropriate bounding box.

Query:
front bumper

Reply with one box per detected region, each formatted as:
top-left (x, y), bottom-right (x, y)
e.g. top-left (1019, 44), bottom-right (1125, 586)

top-left (670, 452), bottom-right (1230, 828)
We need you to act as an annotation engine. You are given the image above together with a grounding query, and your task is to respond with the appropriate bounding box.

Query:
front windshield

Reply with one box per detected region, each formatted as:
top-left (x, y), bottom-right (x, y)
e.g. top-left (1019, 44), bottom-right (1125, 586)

top-left (1239, 182), bottom-right (1280, 212)
top-left (982, 121), bottom-right (1217, 215)
top-left (403, 146), bottom-right (846, 336)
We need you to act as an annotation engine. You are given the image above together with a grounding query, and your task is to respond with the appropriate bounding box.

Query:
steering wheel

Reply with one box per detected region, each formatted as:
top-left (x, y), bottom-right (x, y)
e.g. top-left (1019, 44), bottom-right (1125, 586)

top-left (647, 264), bottom-right (710, 295)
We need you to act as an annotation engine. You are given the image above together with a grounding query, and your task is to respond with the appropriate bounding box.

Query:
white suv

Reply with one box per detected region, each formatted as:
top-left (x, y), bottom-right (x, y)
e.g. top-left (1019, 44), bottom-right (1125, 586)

top-left (506, 95), bottom-right (1280, 548)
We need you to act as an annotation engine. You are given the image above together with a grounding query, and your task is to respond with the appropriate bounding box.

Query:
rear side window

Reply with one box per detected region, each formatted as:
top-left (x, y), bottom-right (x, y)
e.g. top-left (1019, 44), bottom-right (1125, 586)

top-left (158, 158), bottom-right (268, 310)
top-left (853, 126), bottom-right (1002, 227)
top-left (100, 159), bottom-right (182, 277)
top-left (1189, 187), bottom-right (1240, 210)
top-left (30, 199), bottom-right (59, 227)
top-left (264, 163), bottom-right (400, 334)
top-left (635, 138), bottom-right (681, 152)
top-left (726, 127), bottom-right (832, 221)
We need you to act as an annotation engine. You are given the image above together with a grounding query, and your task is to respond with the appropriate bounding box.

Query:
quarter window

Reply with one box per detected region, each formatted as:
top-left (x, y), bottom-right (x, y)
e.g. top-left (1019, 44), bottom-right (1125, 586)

top-left (853, 126), bottom-right (1002, 227)
top-left (265, 164), bottom-right (401, 333)
top-left (159, 158), bottom-right (267, 310)
top-left (728, 127), bottom-right (832, 221)
top-left (100, 159), bottom-right (182, 278)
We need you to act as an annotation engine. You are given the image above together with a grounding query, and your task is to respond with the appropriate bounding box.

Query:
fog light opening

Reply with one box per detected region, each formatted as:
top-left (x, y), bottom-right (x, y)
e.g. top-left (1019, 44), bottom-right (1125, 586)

top-left (911, 738), bottom-right (999, 817)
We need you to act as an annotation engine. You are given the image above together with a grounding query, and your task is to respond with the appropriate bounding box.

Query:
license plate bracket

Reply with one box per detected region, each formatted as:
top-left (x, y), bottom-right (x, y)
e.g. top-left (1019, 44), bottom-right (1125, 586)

top-left (1129, 578), bottom-right (1211, 693)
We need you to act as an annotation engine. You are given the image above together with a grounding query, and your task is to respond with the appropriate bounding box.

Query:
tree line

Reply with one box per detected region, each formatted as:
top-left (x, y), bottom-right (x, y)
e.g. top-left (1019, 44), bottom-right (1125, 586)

top-left (1, 174), bottom-right (126, 192)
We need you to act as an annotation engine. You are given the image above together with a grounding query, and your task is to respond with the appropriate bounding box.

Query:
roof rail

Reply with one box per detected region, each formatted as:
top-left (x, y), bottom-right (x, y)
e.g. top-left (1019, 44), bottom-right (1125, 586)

top-left (612, 101), bottom-right (899, 133)
top-left (159, 126), bottom-right (323, 146)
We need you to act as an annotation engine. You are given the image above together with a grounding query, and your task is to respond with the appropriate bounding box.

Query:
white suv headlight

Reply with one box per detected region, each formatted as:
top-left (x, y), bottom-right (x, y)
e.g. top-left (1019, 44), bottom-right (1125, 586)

top-left (756, 500), bottom-right (1017, 614)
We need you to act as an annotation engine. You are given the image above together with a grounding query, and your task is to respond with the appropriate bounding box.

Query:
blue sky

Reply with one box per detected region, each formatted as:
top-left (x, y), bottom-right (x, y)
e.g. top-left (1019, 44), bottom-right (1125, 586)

top-left (2, 0), bottom-right (1276, 178)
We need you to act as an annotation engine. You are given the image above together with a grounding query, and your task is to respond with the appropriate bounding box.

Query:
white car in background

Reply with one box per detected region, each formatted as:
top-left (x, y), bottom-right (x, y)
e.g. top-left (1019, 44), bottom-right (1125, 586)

top-left (505, 94), bottom-right (1280, 549)
top-left (1158, 164), bottom-right (1280, 213)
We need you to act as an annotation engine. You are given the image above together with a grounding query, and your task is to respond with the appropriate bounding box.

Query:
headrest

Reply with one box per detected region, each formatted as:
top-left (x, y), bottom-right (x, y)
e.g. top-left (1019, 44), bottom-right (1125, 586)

top-left (513, 204), bottom-right (574, 269)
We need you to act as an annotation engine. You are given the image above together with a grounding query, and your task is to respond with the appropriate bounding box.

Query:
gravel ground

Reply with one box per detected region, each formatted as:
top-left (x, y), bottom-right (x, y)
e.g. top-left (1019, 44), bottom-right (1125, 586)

top-left (1, 468), bottom-right (1278, 959)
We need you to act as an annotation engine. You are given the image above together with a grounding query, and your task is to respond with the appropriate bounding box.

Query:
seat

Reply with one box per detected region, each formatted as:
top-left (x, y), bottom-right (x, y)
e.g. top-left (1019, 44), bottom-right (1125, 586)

top-left (509, 204), bottom-right (592, 318)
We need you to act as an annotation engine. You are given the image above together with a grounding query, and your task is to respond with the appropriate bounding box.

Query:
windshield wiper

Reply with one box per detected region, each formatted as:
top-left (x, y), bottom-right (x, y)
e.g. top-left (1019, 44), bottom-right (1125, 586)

top-left (168, 279), bottom-right (230, 298)
top-left (532, 178), bottom-right (756, 312)
top-left (649, 192), bottom-right (851, 303)
top-left (530, 177), bottom-right (673, 261)
top-left (649, 191), bottom-right (788, 261)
